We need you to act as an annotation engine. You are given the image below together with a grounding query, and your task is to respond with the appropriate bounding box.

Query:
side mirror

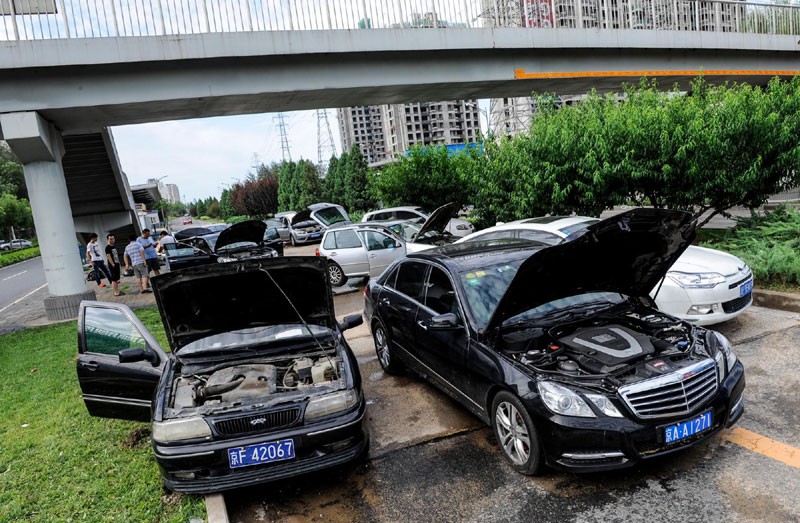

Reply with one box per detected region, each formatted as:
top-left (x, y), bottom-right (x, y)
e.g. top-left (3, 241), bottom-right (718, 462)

top-left (119, 347), bottom-right (159, 366)
top-left (430, 313), bottom-right (461, 330)
top-left (338, 313), bottom-right (364, 331)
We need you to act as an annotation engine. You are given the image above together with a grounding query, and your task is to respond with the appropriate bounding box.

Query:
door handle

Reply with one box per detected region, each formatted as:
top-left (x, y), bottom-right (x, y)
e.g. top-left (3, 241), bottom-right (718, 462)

top-left (380, 297), bottom-right (390, 306)
top-left (81, 361), bottom-right (99, 371)
top-left (417, 320), bottom-right (428, 331)
top-left (369, 253), bottom-right (377, 258)
top-left (329, 251), bottom-right (337, 257)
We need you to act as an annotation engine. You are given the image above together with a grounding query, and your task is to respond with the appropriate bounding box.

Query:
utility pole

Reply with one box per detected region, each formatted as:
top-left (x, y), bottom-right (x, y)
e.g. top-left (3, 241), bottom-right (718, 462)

top-left (316, 109), bottom-right (337, 175)
top-left (274, 112), bottom-right (292, 162)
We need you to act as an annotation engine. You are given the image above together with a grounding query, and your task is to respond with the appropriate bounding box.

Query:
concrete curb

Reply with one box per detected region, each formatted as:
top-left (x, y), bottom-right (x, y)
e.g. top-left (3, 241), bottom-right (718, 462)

top-left (753, 289), bottom-right (800, 313)
top-left (205, 494), bottom-right (229, 523)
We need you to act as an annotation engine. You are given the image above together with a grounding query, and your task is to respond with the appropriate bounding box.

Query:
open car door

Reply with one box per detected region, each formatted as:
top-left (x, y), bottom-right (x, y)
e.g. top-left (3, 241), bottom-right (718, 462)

top-left (77, 301), bottom-right (167, 422)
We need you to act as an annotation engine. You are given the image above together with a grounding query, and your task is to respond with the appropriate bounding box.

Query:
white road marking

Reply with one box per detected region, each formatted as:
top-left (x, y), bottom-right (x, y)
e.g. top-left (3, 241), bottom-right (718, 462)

top-left (2, 270), bottom-right (27, 281)
top-left (0, 283), bottom-right (48, 315)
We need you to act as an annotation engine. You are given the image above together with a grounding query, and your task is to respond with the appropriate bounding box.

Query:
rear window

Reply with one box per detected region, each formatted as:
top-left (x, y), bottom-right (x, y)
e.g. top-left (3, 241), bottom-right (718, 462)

top-left (394, 261), bottom-right (428, 302)
top-left (516, 229), bottom-right (562, 246)
top-left (334, 230), bottom-right (362, 249)
top-left (315, 207), bottom-right (348, 226)
top-left (396, 210), bottom-right (422, 220)
top-left (559, 220), bottom-right (599, 236)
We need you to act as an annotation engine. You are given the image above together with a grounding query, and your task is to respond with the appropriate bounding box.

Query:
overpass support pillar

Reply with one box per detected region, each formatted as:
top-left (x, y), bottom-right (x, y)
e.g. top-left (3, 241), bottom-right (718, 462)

top-left (0, 112), bottom-right (95, 320)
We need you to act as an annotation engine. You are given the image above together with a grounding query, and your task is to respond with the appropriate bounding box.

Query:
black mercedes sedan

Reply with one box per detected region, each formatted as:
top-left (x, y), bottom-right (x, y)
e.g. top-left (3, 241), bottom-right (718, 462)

top-left (364, 208), bottom-right (745, 474)
top-left (76, 257), bottom-right (368, 493)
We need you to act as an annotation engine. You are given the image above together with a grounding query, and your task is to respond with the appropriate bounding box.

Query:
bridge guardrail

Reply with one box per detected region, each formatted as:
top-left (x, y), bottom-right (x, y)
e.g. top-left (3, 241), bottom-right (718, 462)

top-left (1, 0), bottom-right (798, 41)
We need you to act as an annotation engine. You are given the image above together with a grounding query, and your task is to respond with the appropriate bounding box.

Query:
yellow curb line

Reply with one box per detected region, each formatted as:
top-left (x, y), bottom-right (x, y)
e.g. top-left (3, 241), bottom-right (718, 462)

top-left (721, 427), bottom-right (800, 470)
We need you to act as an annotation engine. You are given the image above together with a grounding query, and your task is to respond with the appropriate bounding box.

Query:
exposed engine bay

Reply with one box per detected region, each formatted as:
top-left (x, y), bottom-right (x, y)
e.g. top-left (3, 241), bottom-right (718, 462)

top-left (501, 305), bottom-right (718, 389)
top-left (216, 245), bottom-right (278, 263)
top-left (167, 349), bottom-right (344, 416)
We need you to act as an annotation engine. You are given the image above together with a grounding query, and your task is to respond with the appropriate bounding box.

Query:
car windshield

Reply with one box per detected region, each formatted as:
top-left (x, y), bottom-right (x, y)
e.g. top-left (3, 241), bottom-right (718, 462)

top-left (314, 207), bottom-right (348, 226)
top-left (459, 260), bottom-right (524, 327)
top-left (507, 292), bottom-right (626, 324)
top-left (388, 222), bottom-right (420, 241)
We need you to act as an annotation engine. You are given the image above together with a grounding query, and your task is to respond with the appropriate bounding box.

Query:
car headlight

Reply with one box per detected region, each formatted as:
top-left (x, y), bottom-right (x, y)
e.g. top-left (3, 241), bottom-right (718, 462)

top-left (537, 381), bottom-right (595, 417)
top-left (713, 332), bottom-right (737, 376)
top-left (152, 417), bottom-right (212, 442)
top-left (668, 271), bottom-right (726, 288)
top-left (585, 393), bottom-right (624, 418)
top-left (304, 389), bottom-right (358, 420)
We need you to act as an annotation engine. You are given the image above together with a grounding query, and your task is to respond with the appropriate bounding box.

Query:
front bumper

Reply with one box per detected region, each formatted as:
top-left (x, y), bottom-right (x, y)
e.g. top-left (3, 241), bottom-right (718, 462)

top-left (528, 361), bottom-right (745, 473)
top-left (654, 278), bottom-right (753, 326)
top-left (154, 401), bottom-right (368, 494)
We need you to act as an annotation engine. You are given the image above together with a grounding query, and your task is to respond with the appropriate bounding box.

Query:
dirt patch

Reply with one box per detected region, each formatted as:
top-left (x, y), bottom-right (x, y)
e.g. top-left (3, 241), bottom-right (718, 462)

top-left (161, 488), bottom-right (183, 509)
top-left (121, 426), bottom-right (151, 449)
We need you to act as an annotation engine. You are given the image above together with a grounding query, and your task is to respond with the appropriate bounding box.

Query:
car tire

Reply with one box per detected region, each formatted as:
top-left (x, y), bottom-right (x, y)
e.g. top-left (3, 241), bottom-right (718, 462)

top-left (491, 391), bottom-right (543, 476)
top-left (328, 262), bottom-right (347, 287)
top-left (291, 234), bottom-right (298, 247)
top-left (372, 320), bottom-right (403, 375)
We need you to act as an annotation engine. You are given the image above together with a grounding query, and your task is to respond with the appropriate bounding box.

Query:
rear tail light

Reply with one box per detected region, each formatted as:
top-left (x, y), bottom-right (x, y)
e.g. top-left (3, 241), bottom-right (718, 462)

top-left (315, 248), bottom-right (320, 256)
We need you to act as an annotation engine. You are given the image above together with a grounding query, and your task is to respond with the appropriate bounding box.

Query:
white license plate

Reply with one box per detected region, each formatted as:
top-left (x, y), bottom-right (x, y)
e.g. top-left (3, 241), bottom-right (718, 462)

top-left (665, 411), bottom-right (712, 444)
top-left (227, 438), bottom-right (294, 468)
top-left (739, 279), bottom-right (753, 297)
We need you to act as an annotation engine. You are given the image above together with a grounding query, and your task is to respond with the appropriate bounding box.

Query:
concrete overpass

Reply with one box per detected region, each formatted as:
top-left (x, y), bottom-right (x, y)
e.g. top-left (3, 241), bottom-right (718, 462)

top-left (1, 0), bottom-right (799, 319)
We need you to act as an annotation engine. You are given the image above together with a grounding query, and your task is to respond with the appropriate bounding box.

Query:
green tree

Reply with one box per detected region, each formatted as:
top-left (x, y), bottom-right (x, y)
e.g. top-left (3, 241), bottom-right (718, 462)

top-left (0, 193), bottom-right (33, 239)
top-left (0, 156), bottom-right (26, 200)
top-left (372, 144), bottom-right (475, 211)
top-left (294, 160), bottom-right (322, 210)
top-left (342, 145), bottom-right (374, 212)
top-left (219, 189), bottom-right (235, 219)
top-left (323, 155), bottom-right (339, 203)
top-left (277, 160), bottom-right (297, 211)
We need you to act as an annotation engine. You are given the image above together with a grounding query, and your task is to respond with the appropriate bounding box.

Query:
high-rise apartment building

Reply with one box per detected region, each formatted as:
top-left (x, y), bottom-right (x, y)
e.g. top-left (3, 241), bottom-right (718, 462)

top-left (337, 100), bottom-right (481, 166)
top-left (164, 183), bottom-right (181, 203)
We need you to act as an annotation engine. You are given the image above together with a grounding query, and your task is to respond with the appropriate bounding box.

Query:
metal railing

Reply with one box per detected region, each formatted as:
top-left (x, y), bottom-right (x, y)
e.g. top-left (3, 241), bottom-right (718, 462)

top-left (1, 0), bottom-right (798, 40)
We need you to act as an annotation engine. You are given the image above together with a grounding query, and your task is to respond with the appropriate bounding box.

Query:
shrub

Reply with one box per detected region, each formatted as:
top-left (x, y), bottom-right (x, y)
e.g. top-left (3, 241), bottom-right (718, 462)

top-left (0, 246), bottom-right (40, 268)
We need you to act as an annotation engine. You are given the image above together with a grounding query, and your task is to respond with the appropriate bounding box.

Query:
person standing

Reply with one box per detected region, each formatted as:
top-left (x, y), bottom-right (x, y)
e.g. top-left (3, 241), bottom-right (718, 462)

top-left (87, 233), bottom-right (113, 288)
top-left (137, 228), bottom-right (161, 278)
top-left (124, 235), bottom-right (151, 294)
top-left (105, 234), bottom-right (125, 297)
top-left (157, 230), bottom-right (176, 253)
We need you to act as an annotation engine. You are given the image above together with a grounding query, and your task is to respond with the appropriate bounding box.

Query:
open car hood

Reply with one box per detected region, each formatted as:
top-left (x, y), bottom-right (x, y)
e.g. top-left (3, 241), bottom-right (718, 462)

top-left (151, 257), bottom-right (335, 351)
top-left (174, 226), bottom-right (212, 240)
top-left (213, 220), bottom-right (266, 251)
top-left (290, 209), bottom-right (314, 227)
top-left (486, 208), bottom-right (696, 334)
top-left (414, 202), bottom-right (460, 240)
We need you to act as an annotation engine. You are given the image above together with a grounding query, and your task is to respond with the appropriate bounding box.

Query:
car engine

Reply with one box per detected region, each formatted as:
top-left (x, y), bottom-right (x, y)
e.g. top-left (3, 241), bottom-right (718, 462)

top-left (170, 354), bottom-right (342, 411)
top-left (501, 307), bottom-right (711, 386)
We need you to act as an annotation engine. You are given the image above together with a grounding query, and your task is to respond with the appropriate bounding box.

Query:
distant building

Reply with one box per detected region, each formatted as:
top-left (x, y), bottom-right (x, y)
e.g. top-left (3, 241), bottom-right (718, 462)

top-left (337, 100), bottom-right (481, 167)
top-left (164, 183), bottom-right (181, 203)
top-left (490, 95), bottom-right (584, 137)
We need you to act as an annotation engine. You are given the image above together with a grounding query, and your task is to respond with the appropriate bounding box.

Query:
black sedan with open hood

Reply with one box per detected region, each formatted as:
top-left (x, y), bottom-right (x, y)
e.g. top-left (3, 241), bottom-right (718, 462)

top-left (76, 257), bottom-right (367, 493)
top-left (364, 208), bottom-right (744, 473)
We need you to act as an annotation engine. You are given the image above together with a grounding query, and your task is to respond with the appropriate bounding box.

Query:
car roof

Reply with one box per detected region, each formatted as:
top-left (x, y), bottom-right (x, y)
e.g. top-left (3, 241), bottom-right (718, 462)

top-left (324, 222), bottom-right (397, 234)
top-left (408, 239), bottom-right (543, 272)
top-left (474, 216), bottom-right (597, 236)
top-left (366, 206), bottom-right (424, 214)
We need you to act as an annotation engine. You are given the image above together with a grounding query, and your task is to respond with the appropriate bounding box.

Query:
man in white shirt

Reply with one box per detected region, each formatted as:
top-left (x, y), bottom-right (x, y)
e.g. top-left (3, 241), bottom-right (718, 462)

top-left (157, 230), bottom-right (176, 252)
top-left (87, 233), bottom-right (113, 288)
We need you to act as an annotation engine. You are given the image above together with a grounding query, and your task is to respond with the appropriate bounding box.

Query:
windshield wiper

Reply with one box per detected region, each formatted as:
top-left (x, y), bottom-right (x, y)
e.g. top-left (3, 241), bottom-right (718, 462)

top-left (505, 301), bottom-right (616, 327)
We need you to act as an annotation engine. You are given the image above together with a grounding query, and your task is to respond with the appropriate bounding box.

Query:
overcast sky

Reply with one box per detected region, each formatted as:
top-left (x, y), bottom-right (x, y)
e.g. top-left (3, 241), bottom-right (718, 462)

top-left (113, 101), bottom-right (491, 203)
top-left (112, 109), bottom-right (336, 203)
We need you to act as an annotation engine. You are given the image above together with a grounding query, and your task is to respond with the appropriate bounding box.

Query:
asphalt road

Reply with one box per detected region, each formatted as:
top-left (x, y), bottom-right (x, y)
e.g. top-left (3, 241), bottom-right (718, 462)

top-left (0, 256), bottom-right (46, 315)
top-left (227, 304), bottom-right (800, 523)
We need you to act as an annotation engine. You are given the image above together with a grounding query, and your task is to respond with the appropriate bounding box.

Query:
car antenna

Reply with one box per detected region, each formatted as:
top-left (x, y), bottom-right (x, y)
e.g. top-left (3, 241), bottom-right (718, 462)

top-left (259, 267), bottom-right (339, 379)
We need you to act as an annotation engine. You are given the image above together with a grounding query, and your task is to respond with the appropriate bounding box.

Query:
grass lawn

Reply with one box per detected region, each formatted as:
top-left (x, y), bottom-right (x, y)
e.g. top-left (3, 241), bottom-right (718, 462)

top-left (0, 307), bottom-right (206, 522)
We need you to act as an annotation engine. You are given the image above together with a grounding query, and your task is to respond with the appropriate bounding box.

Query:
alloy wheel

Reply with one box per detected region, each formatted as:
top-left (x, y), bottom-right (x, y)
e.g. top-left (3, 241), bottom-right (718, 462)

top-left (328, 264), bottom-right (344, 286)
top-left (495, 401), bottom-right (531, 466)
top-left (374, 325), bottom-right (390, 368)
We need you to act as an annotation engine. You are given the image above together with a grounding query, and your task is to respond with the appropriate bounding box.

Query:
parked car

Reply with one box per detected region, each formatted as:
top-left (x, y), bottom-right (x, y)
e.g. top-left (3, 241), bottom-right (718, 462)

top-left (457, 215), bottom-right (752, 326)
top-left (364, 209), bottom-right (744, 475)
top-left (287, 203), bottom-right (351, 246)
top-left (362, 205), bottom-right (474, 237)
top-left (182, 217), bottom-right (193, 225)
top-left (318, 203), bottom-right (461, 287)
top-left (164, 220), bottom-right (282, 271)
top-left (76, 257), bottom-right (367, 493)
top-left (0, 238), bottom-right (33, 250)
top-left (365, 202), bottom-right (461, 250)
top-left (265, 218), bottom-right (291, 243)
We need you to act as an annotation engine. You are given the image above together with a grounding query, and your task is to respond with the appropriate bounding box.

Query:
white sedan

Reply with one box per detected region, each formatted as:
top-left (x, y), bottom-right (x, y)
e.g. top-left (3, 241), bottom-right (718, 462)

top-left (458, 216), bottom-right (753, 325)
top-left (362, 205), bottom-right (474, 237)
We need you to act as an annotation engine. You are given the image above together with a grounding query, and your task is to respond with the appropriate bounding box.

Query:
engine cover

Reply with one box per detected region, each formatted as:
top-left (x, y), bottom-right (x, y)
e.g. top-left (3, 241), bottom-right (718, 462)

top-left (559, 324), bottom-right (654, 373)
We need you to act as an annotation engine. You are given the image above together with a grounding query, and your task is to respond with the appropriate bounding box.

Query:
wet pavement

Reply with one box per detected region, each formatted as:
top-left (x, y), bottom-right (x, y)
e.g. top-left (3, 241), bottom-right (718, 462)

top-left (226, 305), bottom-right (800, 523)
